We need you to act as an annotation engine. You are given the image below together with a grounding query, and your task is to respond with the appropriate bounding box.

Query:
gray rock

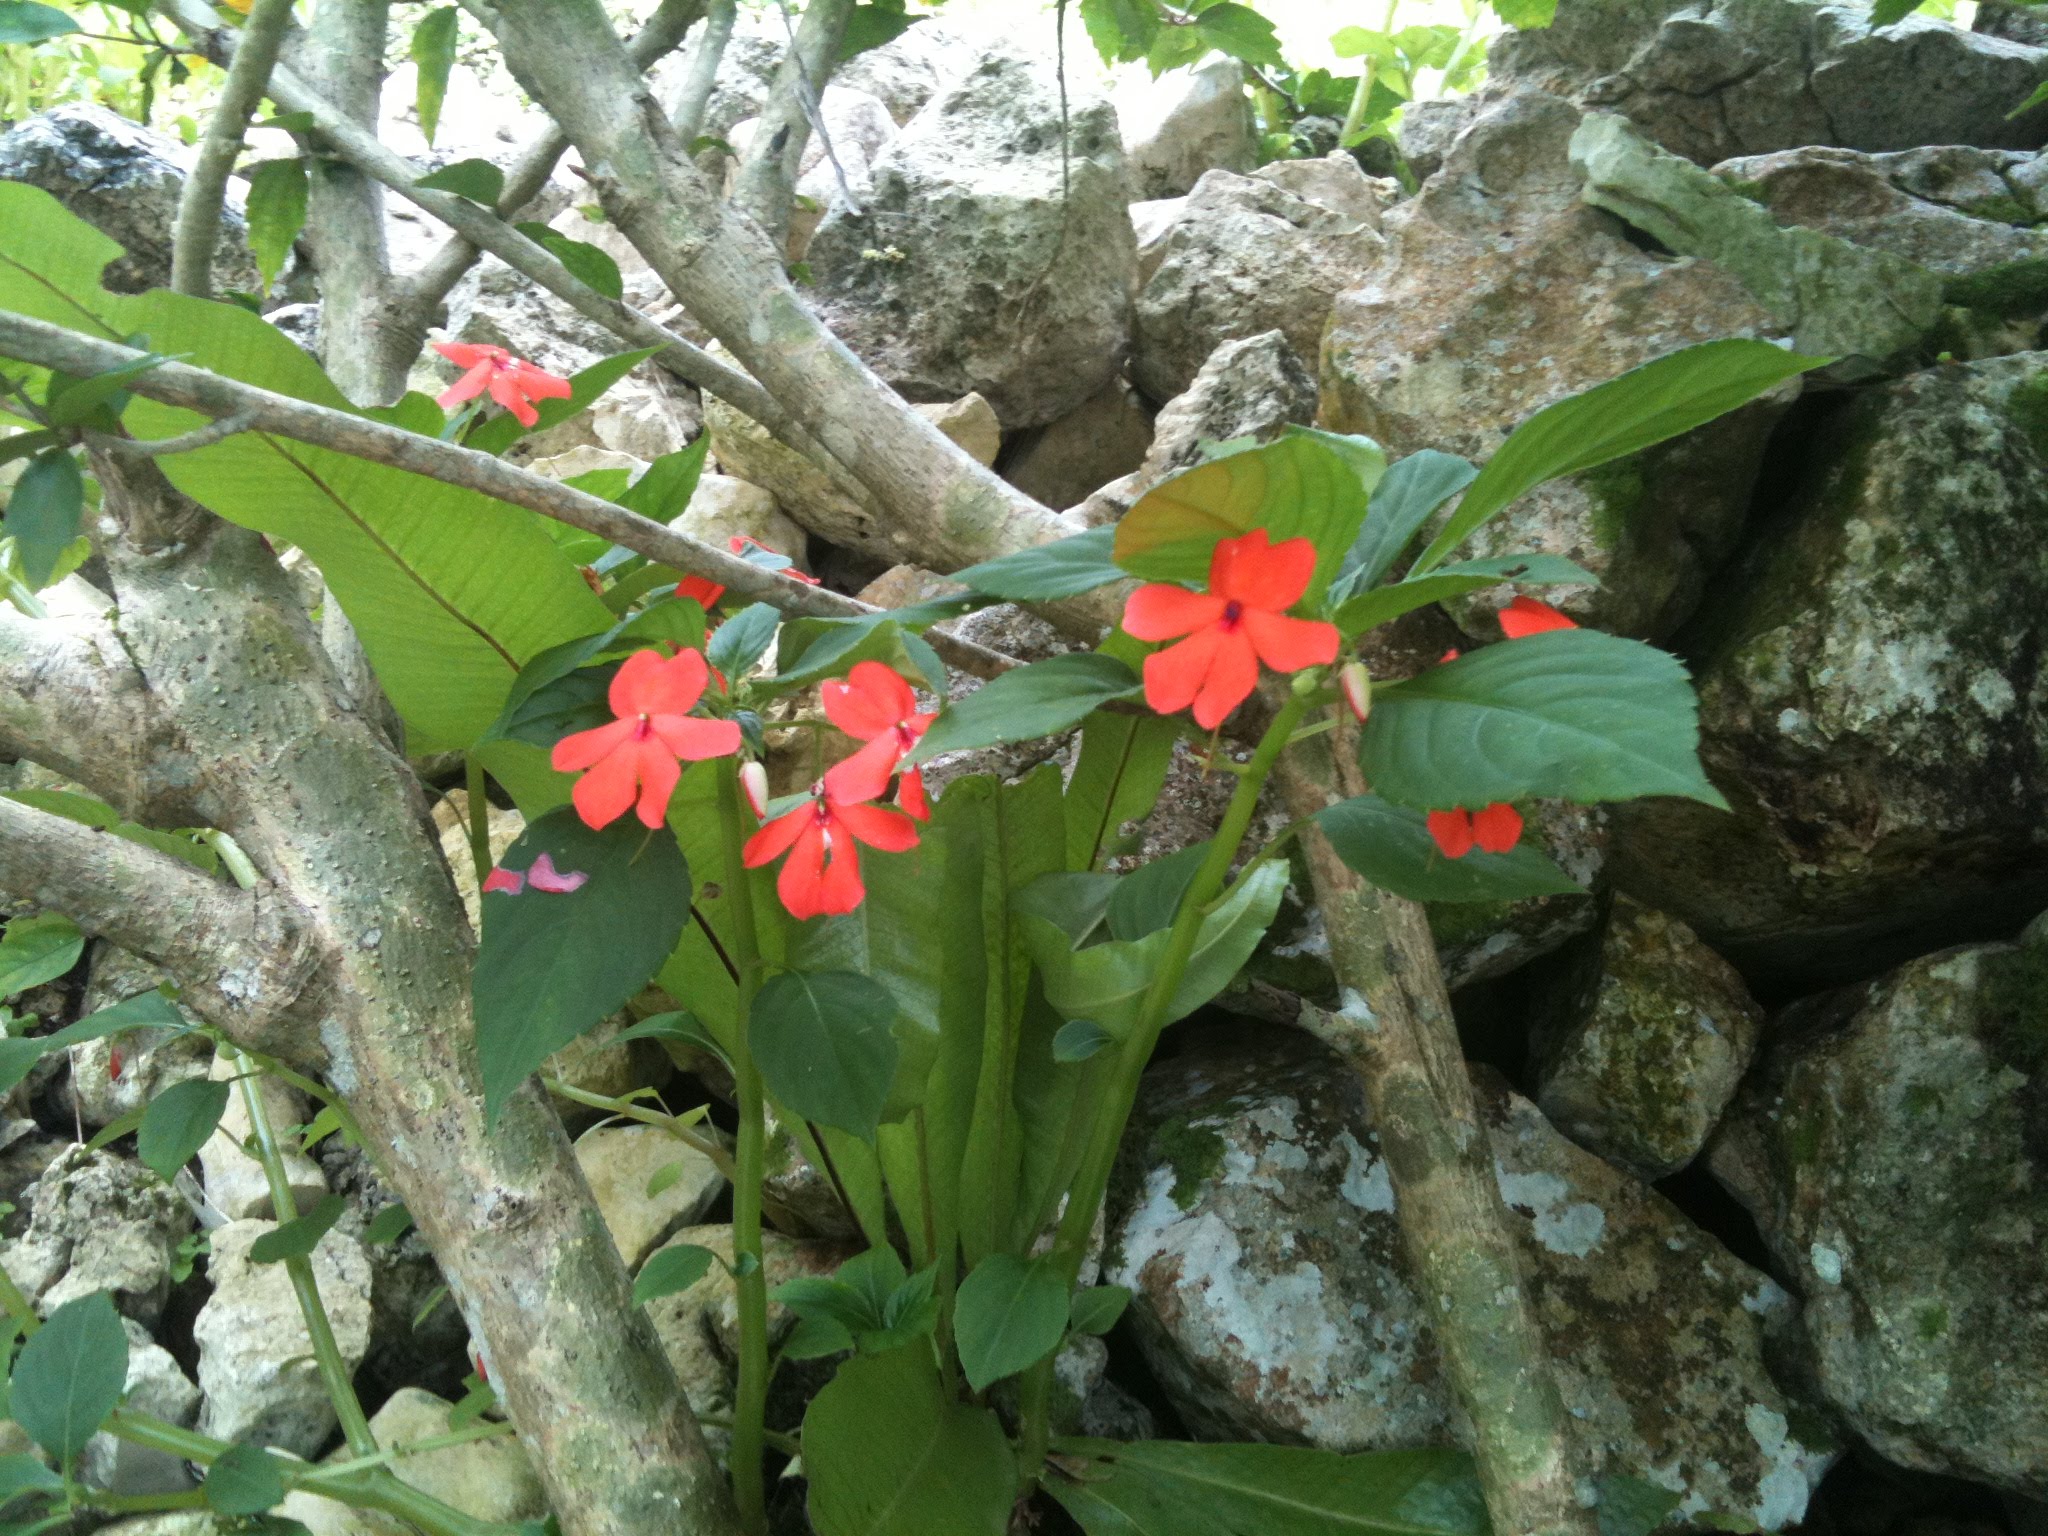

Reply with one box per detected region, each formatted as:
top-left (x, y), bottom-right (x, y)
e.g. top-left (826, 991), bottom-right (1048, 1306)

top-left (1981, 0), bottom-right (2048, 49)
top-left (1534, 894), bottom-right (1765, 1181)
top-left (364, 1388), bottom-right (547, 1522)
top-left (836, 21), bottom-right (975, 125)
top-left (675, 472), bottom-right (809, 572)
top-left (1427, 801), bottom-right (1611, 990)
top-left (1709, 931), bottom-right (2048, 1497)
top-left (1112, 1028), bottom-right (1834, 1529)
top-left (728, 86), bottom-right (898, 259)
top-left (1115, 59), bottom-right (1258, 201)
top-left (64, 944), bottom-right (213, 1131)
top-left (0, 105), bottom-right (258, 294)
top-left (574, 1124), bottom-right (725, 1270)
top-left (79, 1319), bottom-right (202, 1495)
top-left (1132, 157), bottom-right (1389, 404)
top-left (195, 1217), bottom-right (374, 1457)
top-left (1490, 0), bottom-right (2048, 167)
top-left (1003, 375), bottom-right (1154, 512)
top-left (4, 1145), bottom-right (192, 1325)
top-left (807, 48), bottom-right (1135, 429)
top-left (1321, 91), bottom-right (1790, 640)
top-left (1608, 352), bottom-right (2048, 985)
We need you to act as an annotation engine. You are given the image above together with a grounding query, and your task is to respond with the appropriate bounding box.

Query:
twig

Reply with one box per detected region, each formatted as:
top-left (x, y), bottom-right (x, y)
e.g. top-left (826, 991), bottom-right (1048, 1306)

top-left (169, 0), bottom-right (296, 298)
top-left (731, 0), bottom-right (856, 248)
top-left (89, 410), bottom-right (257, 457)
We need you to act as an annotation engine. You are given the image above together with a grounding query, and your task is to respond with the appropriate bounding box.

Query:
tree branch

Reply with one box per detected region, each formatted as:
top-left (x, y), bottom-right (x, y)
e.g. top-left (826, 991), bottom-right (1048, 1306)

top-left (169, 0), bottom-right (295, 298)
top-left (730, 0), bottom-right (854, 249)
top-left (668, 0), bottom-right (737, 146)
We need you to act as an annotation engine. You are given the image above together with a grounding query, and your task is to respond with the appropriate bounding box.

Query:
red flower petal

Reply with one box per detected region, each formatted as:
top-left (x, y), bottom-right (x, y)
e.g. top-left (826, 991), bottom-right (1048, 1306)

top-left (628, 739), bottom-right (682, 827)
top-left (821, 661), bottom-right (918, 740)
top-left (777, 820), bottom-right (864, 919)
top-left (481, 867), bottom-right (526, 895)
top-left (436, 360), bottom-right (495, 411)
top-left (1142, 625), bottom-right (1227, 719)
top-left (1209, 529), bottom-right (1316, 612)
top-left (1240, 610), bottom-right (1341, 675)
top-left (1469, 802), bottom-right (1523, 854)
top-left (509, 360), bottom-right (573, 401)
top-left (1427, 808), bottom-right (1475, 859)
top-left (613, 648), bottom-right (709, 719)
top-left (528, 852), bottom-right (590, 893)
top-left (1499, 597), bottom-right (1577, 639)
top-left (677, 574), bottom-right (726, 610)
top-left (833, 799), bottom-right (921, 853)
top-left (433, 341), bottom-right (505, 368)
top-left (1190, 629), bottom-right (1261, 731)
top-left (648, 713), bottom-right (742, 763)
top-left (570, 747), bottom-right (641, 830)
top-left (1123, 583), bottom-right (1227, 643)
top-left (897, 766), bottom-right (930, 822)
top-left (822, 731), bottom-right (904, 808)
top-left (551, 716), bottom-right (636, 774)
top-left (744, 805), bottom-right (811, 866)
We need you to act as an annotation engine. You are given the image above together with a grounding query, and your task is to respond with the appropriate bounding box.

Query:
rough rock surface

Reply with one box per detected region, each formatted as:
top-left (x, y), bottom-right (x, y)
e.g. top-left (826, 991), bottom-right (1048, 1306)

top-left (79, 1319), bottom-right (202, 1495)
top-left (1111, 1027), bottom-right (1833, 1529)
top-left (1115, 59), bottom-right (1258, 200)
top-left (574, 1124), bottom-right (725, 1270)
top-left (1488, 0), bottom-right (2048, 167)
top-left (195, 1218), bottom-right (374, 1457)
top-left (1533, 894), bottom-right (1765, 1181)
top-left (728, 86), bottom-right (898, 258)
top-left (0, 105), bottom-right (258, 293)
top-left (1709, 931), bottom-right (2048, 1497)
top-left (365, 1388), bottom-right (548, 1522)
top-left (1003, 375), bottom-right (1155, 512)
top-left (1322, 91), bottom-right (1787, 639)
top-left (3, 1146), bottom-right (191, 1325)
top-left (807, 48), bottom-right (1135, 429)
top-left (1609, 352), bottom-right (2048, 984)
top-left (1426, 802), bottom-right (1611, 991)
top-left (672, 472), bottom-right (810, 571)
top-left (65, 943), bottom-right (212, 1129)
top-left (1133, 156), bottom-right (1390, 404)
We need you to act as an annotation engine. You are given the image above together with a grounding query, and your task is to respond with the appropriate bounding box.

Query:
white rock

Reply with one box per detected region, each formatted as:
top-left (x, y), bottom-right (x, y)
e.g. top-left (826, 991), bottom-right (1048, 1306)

top-left (5, 1146), bottom-right (191, 1325)
top-left (577, 1125), bottom-right (726, 1270)
top-left (1115, 59), bottom-right (1257, 200)
top-left (365, 1388), bottom-right (547, 1522)
top-left (672, 473), bottom-right (809, 572)
top-left (80, 1320), bottom-right (201, 1495)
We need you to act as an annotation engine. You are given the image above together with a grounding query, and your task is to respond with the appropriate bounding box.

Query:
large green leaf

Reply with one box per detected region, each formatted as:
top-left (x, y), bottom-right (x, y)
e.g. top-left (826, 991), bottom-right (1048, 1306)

top-left (748, 969), bottom-right (899, 1141)
top-left (5, 449), bottom-right (83, 588)
top-left (0, 911), bottom-right (83, 998)
top-left (1334, 554), bottom-right (1594, 637)
top-left (0, 1), bottom-right (78, 43)
top-left (244, 158), bottom-right (308, 294)
top-left (409, 6), bottom-right (460, 148)
top-left (136, 1078), bottom-right (232, 1183)
top-left (1314, 794), bottom-right (1584, 903)
top-left (1359, 629), bottom-right (1726, 810)
top-left (1411, 339), bottom-right (1828, 575)
top-left (952, 1252), bottom-right (1070, 1391)
top-left (205, 1443), bottom-right (289, 1516)
top-left (248, 1193), bottom-right (346, 1262)
top-left (952, 527), bottom-right (1126, 601)
top-left (1063, 710), bottom-right (1178, 872)
top-left (803, 1348), bottom-right (1015, 1536)
top-left (907, 654), bottom-right (1143, 766)
top-left (8, 1293), bottom-right (129, 1465)
top-left (0, 183), bottom-right (612, 752)
top-left (474, 807), bottom-right (691, 1122)
top-left (1329, 448), bottom-right (1477, 606)
top-left (1041, 1439), bottom-right (1488, 1535)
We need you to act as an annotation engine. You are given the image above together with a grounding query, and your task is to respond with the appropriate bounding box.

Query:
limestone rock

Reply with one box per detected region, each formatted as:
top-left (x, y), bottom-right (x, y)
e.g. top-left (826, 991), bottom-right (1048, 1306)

top-left (1427, 802), bottom-right (1611, 990)
top-left (729, 86), bottom-right (898, 259)
top-left (1608, 352), bottom-right (2048, 984)
top-left (1003, 376), bottom-right (1154, 512)
top-left (1115, 59), bottom-right (1258, 201)
top-left (65, 943), bottom-right (212, 1130)
top-left (4, 1146), bottom-right (191, 1325)
top-left (1490, 0), bottom-right (2048, 166)
top-left (0, 105), bottom-right (258, 294)
top-left (1709, 932), bottom-right (2048, 1498)
top-left (364, 1388), bottom-right (547, 1522)
top-left (575, 1124), bottom-right (725, 1269)
top-left (1321, 91), bottom-right (1788, 640)
top-left (1534, 895), bottom-right (1765, 1181)
top-left (1112, 1028), bottom-right (1834, 1529)
top-left (807, 48), bottom-right (1135, 429)
top-left (672, 473), bottom-right (809, 573)
top-left (1130, 194), bottom-right (1187, 282)
top-left (80, 1319), bottom-right (201, 1495)
top-left (1133, 156), bottom-right (1389, 404)
top-left (195, 1218), bottom-right (374, 1457)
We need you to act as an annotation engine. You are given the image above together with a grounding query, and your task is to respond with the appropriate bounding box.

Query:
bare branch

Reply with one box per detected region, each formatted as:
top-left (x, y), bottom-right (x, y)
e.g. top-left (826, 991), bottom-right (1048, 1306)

top-left (169, 0), bottom-right (295, 298)
top-left (88, 410), bottom-right (257, 456)
top-left (730, 0), bottom-right (855, 247)
top-left (669, 0), bottom-right (737, 145)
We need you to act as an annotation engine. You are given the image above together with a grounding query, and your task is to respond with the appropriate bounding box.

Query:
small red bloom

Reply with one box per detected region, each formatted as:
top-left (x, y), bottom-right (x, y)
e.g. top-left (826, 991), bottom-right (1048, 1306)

top-left (678, 574), bottom-right (727, 612)
top-left (730, 535), bottom-right (819, 585)
top-left (1498, 596), bottom-right (1578, 640)
top-left (820, 662), bottom-right (934, 821)
top-left (1123, 529), bottom-right (1341, 730)
top-left (550, 648), bottom-right (741, 830)
top-left (108, 1045), bottom-right (123, 1082)
top-left (742, 779), bottom-right (920, 920)
top-left (432, 341), bottom-right (572, 429)
top-left (481, 866), bottom-right (525, 895)
top-left (1427, 803), bottom-right (1524, 859)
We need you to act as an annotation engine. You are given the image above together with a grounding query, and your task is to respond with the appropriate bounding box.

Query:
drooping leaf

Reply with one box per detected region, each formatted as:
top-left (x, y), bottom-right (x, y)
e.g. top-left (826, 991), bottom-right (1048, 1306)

top-left (44, 350), bottom-right (173, 428)
top-left (1491, 0), bottom-right (1559, 27)
top-left (205, 1442), bottom-right (288, 1516)
top-left (1597, 1476), bottom-right (1686, 1536)
top-left (615, 434), bottom-right (709, 521)
top-left (705, 602), bottom-right (780, 682)
top-left (749, 970), bottom-right (899, 1141)
top-left (1868, 0), bottom-right (1922, 25)
top-left (1191, 1), bottom-right (1284, 67)
top-left (6, 789), bottom-right (218, 874)
top-left (908, 654), bottom-right (1142, 766)
top-left (0, 911), bottom-right (83, 998)
top-left (953, 1252), bottom-right (1070, 1391)
top-left (474, 806), bottom-right (692, 1122)
top-left (1063, 710), bottom-right (1178, 872)
top-left (409, 7), bottom-right (461, 147)
top-left (1067, 1284), bottom-right (1129, 1336)
top-left (803, 1347), bottom-right (1015, 1536)
top-left (0, 1454), bottom-right (63, 1504)
top-left (244, 158), bottom-right (308, 294)
top-left (1077, 0), bottom-right (1161, 64)
top-left (362, 1204), bottom-right (414, 1246)
top-left (951, 527), bottom-right (1126, 601)
top-left (5, 449), bottom-right (83, 588)
top-left (1104, 840), bottom-right (1208, 941)
top-left (0, 986), bottom-right (188, 1097)
top-left (1410, 339), bottom-right (1828, 575)
top-left (1328, 449), bottom-right (1478, 607)
top-left (248, 1193), bottom-right (347, 1263)
top-left (415, 157), bottom-right (505, 206)
top-left (512, 221), bottom-right (625, 304)
top-left (135, 1078), bottom-right (232, 1182)
top-left (773, 596), bottom-right (982, 693)
top-left (8, 1293), bottom-right (129, 1465)
top-left (1359, 629), bottom-right (1727, 810)
top-left (630, 1243), bottom-right (716, 1306)
top-left (1333, 553), bottom-right (1596, 636)
top-left (1314, 793), bottom-right (1584, 903)
top-left (840, 0), bottom-right (921, 60)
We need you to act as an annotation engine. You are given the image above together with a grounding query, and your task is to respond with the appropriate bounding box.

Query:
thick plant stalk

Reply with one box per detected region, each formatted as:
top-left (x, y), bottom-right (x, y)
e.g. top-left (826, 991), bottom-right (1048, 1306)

top-left (669, 0), bottom-right (737, 144)
top-left (168, 0), bottom-right (295, 298)
top-left (729, 0), bottom-right (854, 247)
top-left (1274, 724), bottom-right (1595, 1536)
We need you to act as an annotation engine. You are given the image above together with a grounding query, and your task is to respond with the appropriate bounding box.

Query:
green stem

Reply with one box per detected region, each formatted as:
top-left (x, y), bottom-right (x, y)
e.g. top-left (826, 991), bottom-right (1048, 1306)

top-left (1014, 687), bottom-right (1313, 1480)
top-left (716, 763), bottom-right (771, 1536)
top-left (541, 1076), bottom-right (738, 1181)
top-left (464, 754), bottom-right (492, 889)
top-left (302, 1420), bottom-right (518, 1483)
top-left (225, 1043), bottom-right (378, 1459)
top-left (1340, 0), bottom-right (1401, 147)
top-left (85, 1490), bottom-right (210, 1514)
top-left (695, 1417), bottom-right (801, 1459)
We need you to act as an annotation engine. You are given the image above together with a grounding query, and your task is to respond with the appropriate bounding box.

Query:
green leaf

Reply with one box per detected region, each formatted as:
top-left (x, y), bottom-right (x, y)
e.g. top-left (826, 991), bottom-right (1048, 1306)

top-left (5, 449), bottom-right (83, 588)
top-left (609, 1009), bottom-right (726, 1059)
top-left (1491, 0), bottom-right (1558, 24)
top-left (415, 157), bottom-right (505, 206)
top-left (1359, 629), bottom-right (1726, 810)
top-left (1115, 429), bottom-right (1384, 601)
top-left (512, 221), bottom-right (624, 304)
top-left (953, 1252), bottom-right (1070, 1391)
top-left (803, 1347), bottom-right (1015, 1536)
top-left (0, 986), bottom-right (187, 1098)
top-left (362, 1204), bottom-right (413, 1246)
top-left (1105, 840), bottom-right (1208, 941)
top-left (45, 351), bottom-right (174, 428)
top-left (410, 7), bottom-right (460, 148)
top-left (1314, 794), bottom-right (1584, 903)
top-left (8, 1293), bottom-right (128, 1464)
top-left (1043, 1439), bottom-right (1488, 1535)
top-left (2009, 78), bottom-right (2048, 122)
top-left (1067, 1284), bottom-right (1129, 1336)
top-left (1334, 554), bottom-right (1596, 636)
top-left (1078, 0), bottom-right (1161, 63)
top-left (773, 597), bottom-right (982, 694)
top-left (907, 654), bottom-right (1142, 767)
top-left (1411, 339), bottom-right (1828, 576)
top-left (135, 1078), bottom-right (231, 1182)
top-left (474, 806), bottom-right (692, 1123)
top-left (205, 1442), bottom-right (288, 1516)
top-left (0, 1), bottom-right (78, 43)
top-left (616, 435), bottom-right (709, 521)
top-left (706, 602), bottom-right (780, 682)
top-left (840, 0), bottom-right (920, 61)
top-left (1330, 449), bottom-right (1478, 605)
top-left (0, 912), bottom-right (83, 998)
top-left (1192, 2), bottom-right (1284, 67)
top-left (248, 1193), bottom-right (346, 1262)
top-left (1064, 710), bottom-right (1178, 872)
top-left (0, 429), bottom-right (59, 470)
top-left (1598, 1477), bottom-right (1686, 1536)
top-left (0, 1454), bottom-right (62, 1505)
top-left (1868, 0), bottom-right (1921, 24)
top-left (749, 970), bottom-right (899, 1141)
top-left (631, 1242), bottom-right (716, 1306)
top-left (951, 526), bottom-right (1126, 602)
top-left (1050, 1018), bottom-right (1112, 1064)
top-left (244, 158), bottom-right (308, 294)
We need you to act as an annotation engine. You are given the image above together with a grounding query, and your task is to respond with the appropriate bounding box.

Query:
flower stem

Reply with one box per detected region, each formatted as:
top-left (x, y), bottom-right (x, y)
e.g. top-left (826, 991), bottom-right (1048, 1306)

top-left (540, 1076), bottom-right (738, 1182)
top-left (716, 763), bottom-right (772, 1536)
top-left (463, 755), bottom-right (492, 889)
top-left (1014, 688), bottom-right (1313, 1481)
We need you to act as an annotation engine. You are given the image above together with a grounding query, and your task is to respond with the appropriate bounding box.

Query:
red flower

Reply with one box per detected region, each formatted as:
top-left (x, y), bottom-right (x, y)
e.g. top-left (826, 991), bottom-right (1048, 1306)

top-left (550, 648), bottom-right (741, 830)
top-left (432, 341), bottom-right (572, 429)
top-left (1123, 529), bottom-right (1341, 730)
top-left (1427, 803), bottom-right (1523, 859)
top-left (1498, 596), bottom-right (1577, 639)
top-left (108, 1045), bottom-right (123, 1081)
top-left (742, 780), bottom-right (920, 919)
top-left (730, 535), bottom-right (819, 585)
top-left (678, 574), bottom-right (727, 611)
top-left (820, 662), bottom-right (934, 821)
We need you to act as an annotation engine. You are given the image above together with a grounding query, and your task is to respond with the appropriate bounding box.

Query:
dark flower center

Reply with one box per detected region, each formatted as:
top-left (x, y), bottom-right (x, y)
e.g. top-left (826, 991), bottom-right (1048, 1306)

top-left (1220, 600), bottom-right (1245, 628)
